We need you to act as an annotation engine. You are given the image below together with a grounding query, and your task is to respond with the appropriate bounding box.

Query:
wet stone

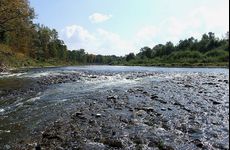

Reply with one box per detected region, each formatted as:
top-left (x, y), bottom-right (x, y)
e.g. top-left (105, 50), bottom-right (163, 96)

top-left (103, 138), bottom-right (124, 148)
top-left (136, 88), bottom-right (143, 92)
top-left (188, 127), bottom-right (203, 135)
top-left (209, 131), bottom-right (219, 138)
top-left (142, 107), bottom-right (154, 112)
top-left (183, 106), bottom-right (192, 112)
top-left (84, 142), bottom-right (105, 149)
top-left (224, 80), bottom-right (229, 84)
top-left (42, 132), bottom-right (63, 141)
top-left (213, 142), bottom-right (229, 150)
top-left (90, 75), bottom-right (97, 78)
top-left (157, 99), bottom-right (167, 104)
top-left (132, 136), bottom-right (146, 145)
top-left (148, 139), bottom-right (158, 147)
top-left (74, 112), bottom-right (83, 116)
top-left (173, 101), bottom-right (183, 106)
top-left (136, 110), bottom-right (146, 116)
top-left (212, 100), bottom-right (222, 105)
top-left (35, 144), bottom-right (41, 150)
top-left (148, 140), bottom-right (174, 150)
top-left (151, 95), bottom-right (158, 100)
top-left (192, 139), bottom-right (204, 148)
top-left (143, 91), bottom-right (148, 94)
top-left (185, 84), bottom-right (193, 88)
top-left (95, 113), bottom-right (102, 118)
top-left (107, 95), bottom-right (118, 100)
top-left (56, 146), bottom-right (64, 150)
top-left (155, 112), bottom-right (162, 116)
top-left (168, 107), bottom-right (172, 111)
top-left (161, 108), bottom-right (167, 111)
top-left (4, 144), bottom-right (11, 150)
top-left (74, 112), bottom-right (87, 120)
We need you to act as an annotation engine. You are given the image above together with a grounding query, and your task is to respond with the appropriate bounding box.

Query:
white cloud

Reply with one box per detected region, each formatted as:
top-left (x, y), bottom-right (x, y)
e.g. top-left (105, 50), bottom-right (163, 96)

top-left (136, 26), bottom-right (158, 40)
top-left (89, 13), bottom-right (112, 23)
top-left (145, 1), bottom-right (229, 45)
top-left (133, 0), bottom-right (229, 50)
top-left (134, 25), bottom-right (158, 49)
top-left (97, 29), bottom-right (135, 55)
top-left (61, 25), bottom-right (97, 53)
top-left (61, 25), bottom-right (134, 56)
top-left (64, 25), bottom-right (95, 40)
top-left (189, 3), bottom-right (229, 33)
top-left (61, 1), bottom-right (229, 56)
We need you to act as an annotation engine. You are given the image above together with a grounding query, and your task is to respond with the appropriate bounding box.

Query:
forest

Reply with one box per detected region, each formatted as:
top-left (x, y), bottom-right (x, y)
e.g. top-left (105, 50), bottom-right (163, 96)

top-left (0, 0), bottom-right (229, 68)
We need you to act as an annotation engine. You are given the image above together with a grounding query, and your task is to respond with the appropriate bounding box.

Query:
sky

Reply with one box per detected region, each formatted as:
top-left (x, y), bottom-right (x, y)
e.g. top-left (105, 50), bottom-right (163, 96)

top-left (30, 0), bottom-right (229, 56)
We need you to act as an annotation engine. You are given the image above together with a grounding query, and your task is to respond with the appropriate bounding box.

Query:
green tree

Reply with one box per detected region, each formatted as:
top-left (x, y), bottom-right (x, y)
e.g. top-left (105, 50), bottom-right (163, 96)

top-left (126, 53), bottom-right (135, 61)
top-left (138, 47), bottom-right (153, 58)
top-left (0, 0), bottom-right (35, 45)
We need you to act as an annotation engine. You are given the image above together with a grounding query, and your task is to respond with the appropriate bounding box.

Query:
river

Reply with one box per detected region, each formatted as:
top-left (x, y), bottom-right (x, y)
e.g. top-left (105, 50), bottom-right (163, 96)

top-left (0, 66), bottom-right (229, 149)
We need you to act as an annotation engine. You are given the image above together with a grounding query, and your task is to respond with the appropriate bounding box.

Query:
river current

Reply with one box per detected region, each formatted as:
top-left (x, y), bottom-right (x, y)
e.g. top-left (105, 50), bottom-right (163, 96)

top-left (0, 66), bottom-right (229, 149)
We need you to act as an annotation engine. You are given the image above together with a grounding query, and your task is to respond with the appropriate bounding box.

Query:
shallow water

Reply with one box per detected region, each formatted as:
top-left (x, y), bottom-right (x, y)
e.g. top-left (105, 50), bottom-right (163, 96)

top-left (0, 66), bottom-right (229, 149)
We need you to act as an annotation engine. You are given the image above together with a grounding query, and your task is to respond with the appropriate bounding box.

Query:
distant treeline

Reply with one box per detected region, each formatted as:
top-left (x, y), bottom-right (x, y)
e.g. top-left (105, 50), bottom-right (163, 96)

top-left (123, 32), bottom-right (229, 66)
top-left (0, 0), bottom-right (229, 67)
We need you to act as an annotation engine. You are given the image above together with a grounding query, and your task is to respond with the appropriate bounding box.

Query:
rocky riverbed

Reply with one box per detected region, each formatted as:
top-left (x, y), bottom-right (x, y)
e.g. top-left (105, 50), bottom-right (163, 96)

top-left (0, 66), bottom-right (229, 150)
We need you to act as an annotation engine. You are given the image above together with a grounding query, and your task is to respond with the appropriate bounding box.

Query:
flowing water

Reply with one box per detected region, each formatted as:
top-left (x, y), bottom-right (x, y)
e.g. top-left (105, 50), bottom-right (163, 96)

top-left (0, 66), bottom-right (229, 149)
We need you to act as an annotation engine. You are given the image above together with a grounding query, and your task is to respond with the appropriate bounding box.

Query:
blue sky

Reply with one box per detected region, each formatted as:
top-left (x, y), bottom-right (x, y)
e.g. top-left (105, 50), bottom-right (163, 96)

top-left (30, 0), bottom-right (229, 56)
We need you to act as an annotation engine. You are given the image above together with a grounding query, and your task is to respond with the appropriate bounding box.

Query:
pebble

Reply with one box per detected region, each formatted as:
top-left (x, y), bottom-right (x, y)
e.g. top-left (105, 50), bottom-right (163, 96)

top-left (107, 95), bottom-right (118, 100)
top-left (173, 101), bottom-right (183, 106)
top-left (35, 144), bottom-right (41, 150)
top-left (136, 110), bottom-right (146, 116)
top-left (157, 99), bottom-right (167, 104)
top-left (103, 139), bottom-right (124, 148)
top-left (161, 108), bottom-right (167, 111)
top-left (4, 145), bottom-right (11, 150)
top-left (75, 112), bottom-right (83, 116)
top-left (212, 101), bottom-right (222, 105)
top-left (151, 95), bottom-right (158, 100)
top-left (185, 84), bottom-right (193, 88)
top-left (192, 139), bottom-right (204, 148)
top-left (143, 107), bottom-right (154, 112)
top-left (95, 113), bottom-right (102, 118)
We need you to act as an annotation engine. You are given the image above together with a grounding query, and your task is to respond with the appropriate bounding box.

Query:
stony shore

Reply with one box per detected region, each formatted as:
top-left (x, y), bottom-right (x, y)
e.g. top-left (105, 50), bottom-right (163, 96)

top-left (0, 70), bottom-right (229, 150)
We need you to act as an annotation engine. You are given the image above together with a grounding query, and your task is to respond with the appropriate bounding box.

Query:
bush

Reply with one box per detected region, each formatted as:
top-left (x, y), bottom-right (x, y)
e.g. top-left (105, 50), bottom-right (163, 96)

top-left (170, 51), bottom-right (203, 60)
top-left (205, 49), bottom-right (229, 62)
top-left (205, 49), bottom-right (228, 57)
top-left (166, 51), bottom-right (203, 63)
top-left (0, 44), bottom-right (13, 55)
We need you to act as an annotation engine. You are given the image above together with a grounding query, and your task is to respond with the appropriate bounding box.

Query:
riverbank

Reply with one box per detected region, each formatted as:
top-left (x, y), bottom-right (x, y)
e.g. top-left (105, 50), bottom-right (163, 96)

top-left (121, 61), bottom-right (229, 68)
top-left (0, 48), bottom-right (78, 73)
top-left (0, 49), bottom-right (229, 73)
top-left (0, 67), bottom-right (229, 149)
